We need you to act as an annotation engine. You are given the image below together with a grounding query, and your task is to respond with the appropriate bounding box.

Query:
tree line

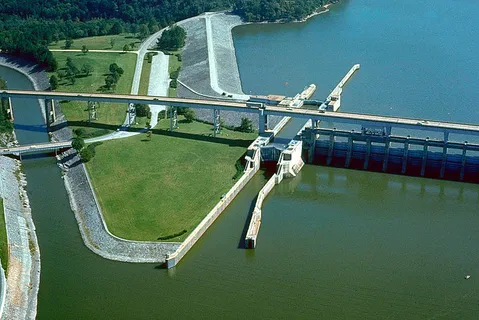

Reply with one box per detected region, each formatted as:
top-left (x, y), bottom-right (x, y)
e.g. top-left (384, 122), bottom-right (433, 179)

top-left (233, 0), bottom-right (333, 22)
top-left (0, 0), bottom-right (334, 70)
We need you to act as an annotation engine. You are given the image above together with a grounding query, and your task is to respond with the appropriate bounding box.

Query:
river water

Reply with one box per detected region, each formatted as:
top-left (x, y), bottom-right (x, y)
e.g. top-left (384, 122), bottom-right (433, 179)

top-left (1, 0), bottom-right (479, 318)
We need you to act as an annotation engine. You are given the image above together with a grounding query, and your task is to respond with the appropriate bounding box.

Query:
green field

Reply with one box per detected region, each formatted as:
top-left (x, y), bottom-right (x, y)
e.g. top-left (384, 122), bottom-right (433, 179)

top-left (49, 34), bottom-right (141, 51)
top-left (0, 199), bottom-right (8, 270)
top-left (85, 119), bottom-right (256, 241)
top-left (50, 52), bottom-right (136, 137)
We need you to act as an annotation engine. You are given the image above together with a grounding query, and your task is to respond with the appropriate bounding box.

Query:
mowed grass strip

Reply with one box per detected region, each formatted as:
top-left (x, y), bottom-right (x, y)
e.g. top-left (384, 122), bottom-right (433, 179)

top-left (50, 52), bottom-right (136, 136)
top-left (85, 120), bottom-right (256, 241)
top-left (0, 199), bottom-right (8, 270)
top-left (49, 34), bottom-right (141, 51)
top-left (138, 56), bottom-right (153, 96)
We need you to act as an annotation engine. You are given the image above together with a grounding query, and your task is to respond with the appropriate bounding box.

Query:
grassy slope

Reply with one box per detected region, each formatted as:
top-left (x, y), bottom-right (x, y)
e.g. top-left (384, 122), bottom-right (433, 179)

top-left (0, 199), bottom-right (8, 270)
top-left (50, 52), bottom-right (136, 137)
top-left (49, 34), bottom-right (141, 51)
top-left (85, 119), bottom-right (256, 241)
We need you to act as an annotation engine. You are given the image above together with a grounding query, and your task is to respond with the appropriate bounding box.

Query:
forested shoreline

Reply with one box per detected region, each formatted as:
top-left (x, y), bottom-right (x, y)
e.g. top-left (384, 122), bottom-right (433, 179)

top-left (0, 0), bottom-right (334, 70)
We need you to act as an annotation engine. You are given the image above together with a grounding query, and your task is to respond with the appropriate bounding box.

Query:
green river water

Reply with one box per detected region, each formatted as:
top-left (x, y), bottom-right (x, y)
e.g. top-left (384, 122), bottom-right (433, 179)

top-left (1, 0), bottom-right (479, 318)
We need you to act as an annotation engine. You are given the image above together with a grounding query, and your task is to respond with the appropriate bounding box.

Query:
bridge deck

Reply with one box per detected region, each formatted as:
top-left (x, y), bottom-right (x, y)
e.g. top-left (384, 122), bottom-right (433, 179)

top-left (2, 89), bottom-right (479, 136)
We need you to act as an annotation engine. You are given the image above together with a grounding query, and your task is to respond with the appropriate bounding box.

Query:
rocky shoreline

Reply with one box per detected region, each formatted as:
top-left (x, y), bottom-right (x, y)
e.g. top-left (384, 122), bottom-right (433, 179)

top-left (0, 157), bottom-right (40, 320)
top-left (0, 56), bottom-right (48, 320)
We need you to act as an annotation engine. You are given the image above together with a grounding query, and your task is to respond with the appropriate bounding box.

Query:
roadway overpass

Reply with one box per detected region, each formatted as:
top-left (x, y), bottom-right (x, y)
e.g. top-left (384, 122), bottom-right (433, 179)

top-left (2, 89), bottom-right (479, 138)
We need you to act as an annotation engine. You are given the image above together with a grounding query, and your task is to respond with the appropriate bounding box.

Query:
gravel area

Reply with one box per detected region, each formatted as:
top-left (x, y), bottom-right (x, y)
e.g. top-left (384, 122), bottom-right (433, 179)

top-left (176, 13), bottom-right (284, 129)
top-left (207, 13), bottom-right (249, 100)
top-left (0, 157), bottom-right (40, 320)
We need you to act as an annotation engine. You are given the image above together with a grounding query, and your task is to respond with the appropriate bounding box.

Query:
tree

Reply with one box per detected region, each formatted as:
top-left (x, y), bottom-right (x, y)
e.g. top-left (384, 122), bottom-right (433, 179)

top-left (105, 75), bottom-right (116, 89)
top-left (139, 24), bottom-right (150, 39)
top-left (146, 130), bottom-right (152, 141)
top-left (238, 117), bottom-right (254, 133)
top-left (80, 146), bottom-right (95, 162)
top-left (109, 63), bottom-right (123, 75)
top-left (49, 75), bottom-right (58, 90)
top-left (134, 104), bottom-right (150, 117)
top-left (183, 108), bottom-right (195, 123)
top-left (71, 136), bottom-right (85, 151)
top-left (110, 38), bottom-right (116, 49)
top-left (0, 77), bottom-right (6, 90)
top-left (110, 21), bottom-right (123, 35)
top-left (157, 25), bottom-right (186, 51)
top-left (122, 44), bottom-right (130, 52)
top-left (65, 39), bottom-right (74, 49)
top-left (81, 64), bottom-right (94, 76)
top-left (81, 45), bottom-right (89, 54)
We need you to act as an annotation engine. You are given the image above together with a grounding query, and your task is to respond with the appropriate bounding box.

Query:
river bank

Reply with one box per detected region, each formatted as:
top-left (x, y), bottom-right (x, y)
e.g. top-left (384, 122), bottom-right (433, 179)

top-left (0, 58), bottom-right (49, 320)
top-left (0, 157), bottom-right (40, 320)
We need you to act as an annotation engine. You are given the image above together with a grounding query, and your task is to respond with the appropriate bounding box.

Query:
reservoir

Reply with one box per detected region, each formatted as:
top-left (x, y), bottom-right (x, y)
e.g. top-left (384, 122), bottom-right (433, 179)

top-left (1, 0), bottom-right (479, 318)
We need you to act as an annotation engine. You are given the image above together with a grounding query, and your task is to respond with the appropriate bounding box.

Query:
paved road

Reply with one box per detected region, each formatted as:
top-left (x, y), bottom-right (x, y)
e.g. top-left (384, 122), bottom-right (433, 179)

top-left (3, 89), bottom-right (479, 135)
top-left (50, 49), bottom-right (137, 54)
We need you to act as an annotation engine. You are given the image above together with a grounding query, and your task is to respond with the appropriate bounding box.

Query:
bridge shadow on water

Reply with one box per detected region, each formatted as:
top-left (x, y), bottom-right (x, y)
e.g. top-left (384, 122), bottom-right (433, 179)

top-left (14, 123), bottom-right (47, 133)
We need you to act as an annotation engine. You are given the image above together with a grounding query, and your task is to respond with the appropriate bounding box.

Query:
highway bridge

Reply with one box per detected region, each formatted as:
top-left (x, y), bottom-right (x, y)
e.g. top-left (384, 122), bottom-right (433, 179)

top-left (1, 89), bottom-right (479, 182)
top-left (2, 89), bottom-right (479, 137)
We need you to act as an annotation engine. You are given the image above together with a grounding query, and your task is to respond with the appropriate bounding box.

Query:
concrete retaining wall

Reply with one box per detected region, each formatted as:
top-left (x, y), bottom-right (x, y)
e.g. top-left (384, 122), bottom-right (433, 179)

top-left (166, 160), bottom-right (260, 268)
top-left (244, 174), bottom-right (277, 249)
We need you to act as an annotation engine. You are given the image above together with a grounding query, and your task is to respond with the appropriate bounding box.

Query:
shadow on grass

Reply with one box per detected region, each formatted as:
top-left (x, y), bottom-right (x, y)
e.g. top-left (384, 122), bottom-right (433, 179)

top-left (52, 121), bottom-right (254, 148)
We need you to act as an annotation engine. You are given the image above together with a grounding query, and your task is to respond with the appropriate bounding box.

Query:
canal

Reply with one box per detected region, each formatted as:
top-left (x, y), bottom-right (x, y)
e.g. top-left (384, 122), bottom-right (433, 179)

top-left (1, 0), bottom-right (479, 318)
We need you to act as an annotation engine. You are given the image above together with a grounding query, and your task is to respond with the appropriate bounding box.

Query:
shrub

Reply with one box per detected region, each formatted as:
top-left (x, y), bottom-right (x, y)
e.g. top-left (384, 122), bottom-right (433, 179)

top-left (183, 108), bottom-right (195, 123)
top-left (134, 104), bottom-right (150, 117)
top-left (238, 117), bottom-right (254, 133)
top-left (169, 79), bottom-right (177, 89)
top-left (80, 146), bottom-right (95, 162)
top-left (71, 136), bottom-right (85, 151)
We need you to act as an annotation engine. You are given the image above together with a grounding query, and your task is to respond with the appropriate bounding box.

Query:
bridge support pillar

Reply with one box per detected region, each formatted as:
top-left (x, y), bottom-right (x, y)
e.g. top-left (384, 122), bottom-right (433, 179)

top-left (213, 109), bottom-right (221, 137)
top-left (460, 141), bottom-right (468, 181)
top-left (363, 138), bottom-right (371, 170)
top-left (258, 109), bottom-right (267, 134)
top-left (88, 101), bottom-right (98, 123)
top-left (169, 107), bottom-right (178, 132)
top-left (345, 132), bottom-right (353, 168)
top-left (2, 97), bottom-right (14, 121)
top-left (382, 137), bottom-right (391, 172)
top-left (327, 129), bottom-right (336, 166)
top-left (401, 136), bottom-right (410, 174)
top-left (439, 132), bottom-right (449, 179)
top-left (420, 137), bottom-right (429, 177)
top-left (45, 99), bottom-right (56, 125)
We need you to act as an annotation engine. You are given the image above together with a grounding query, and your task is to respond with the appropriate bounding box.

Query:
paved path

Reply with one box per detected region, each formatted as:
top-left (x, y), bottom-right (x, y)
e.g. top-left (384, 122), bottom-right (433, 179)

top-left (147, 52), bottom-right (170, 128)
top-left (50, 49), bottom-right (137, 54)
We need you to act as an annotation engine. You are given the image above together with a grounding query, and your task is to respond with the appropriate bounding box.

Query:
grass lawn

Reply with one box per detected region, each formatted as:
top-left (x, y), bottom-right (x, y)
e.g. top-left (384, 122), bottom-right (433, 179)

top-left (138, 56), bottom-right (153, 96)
top-left (85, 119), bottom-right (257, 241)
top-left (0, 199), bottom-right (8, 270)
top-left (168, 53), bottom-right (182, 97)
top-left (49, 34), bottom-right (142, 51)
top-left (49, 52), bottom-right (136, 137)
